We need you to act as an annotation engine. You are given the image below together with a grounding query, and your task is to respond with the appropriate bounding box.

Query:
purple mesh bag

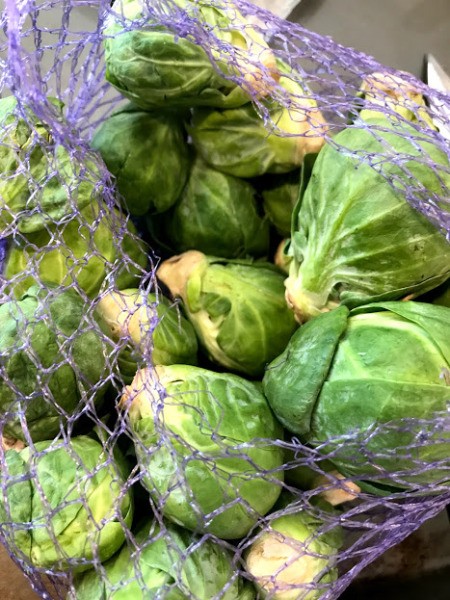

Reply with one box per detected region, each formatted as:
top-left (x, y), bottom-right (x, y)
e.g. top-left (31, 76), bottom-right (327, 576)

top-left (0, 1), bottom-right (450, 599)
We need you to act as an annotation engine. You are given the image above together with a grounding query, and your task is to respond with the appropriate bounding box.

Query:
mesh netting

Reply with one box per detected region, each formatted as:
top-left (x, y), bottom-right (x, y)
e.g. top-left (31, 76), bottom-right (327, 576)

top-left (0, 1), bottom-right (450, 599)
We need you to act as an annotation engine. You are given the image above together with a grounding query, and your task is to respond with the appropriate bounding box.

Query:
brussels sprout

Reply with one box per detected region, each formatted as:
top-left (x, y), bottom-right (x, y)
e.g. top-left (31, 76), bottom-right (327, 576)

top-left (1, 435), bottom-right (25, 453)
top-left (104, 0), bottom-right (277, 110)
top-left (157, 156), bottom-right (269, 258)
top-left (74, 519), bottom-right (255, 599)
top-left (4, 202), bottom-right (147, 299)
top-left (263, 302), bottom-right (450, 491)
top-left (157, 251), bottom-right (298, 377)
top-left (432, 286), bottom-right (450, 307)
top-left (358, 71), bottom-right (437, 129)
top-left (91, 104), bottom-right (190, 216)
top-left (96, 288), bottom-right (198, 379)
top-left (188, 68), bottom-right (327, 178)
top-left (0, 436), bottom-right (133, 571)
top-left (419, 277), bottom-right (450, 307)
top-left (285, 118), bottom-right (450, 322)
top-left (121, 365), bottom-right (284, 539)
top-left (245, 508), bottom-right (342, 600)
top-left (261, 170), bottom-right (300, 236)
top-left (274, 239), bottom-right (292, 274)
top-left (0, 286), bottom-right (113, 441)
top-left (0, 96), bottom-right (104, 234)
top-left (285, 457), bottom-right (361, 506)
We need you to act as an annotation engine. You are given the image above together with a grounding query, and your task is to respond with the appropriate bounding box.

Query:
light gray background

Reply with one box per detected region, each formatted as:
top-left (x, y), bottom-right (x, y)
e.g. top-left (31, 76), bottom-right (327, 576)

top-left (289, 0), bottom-right (450, 78)
top-left (1, 0), bottom-right (449, 80)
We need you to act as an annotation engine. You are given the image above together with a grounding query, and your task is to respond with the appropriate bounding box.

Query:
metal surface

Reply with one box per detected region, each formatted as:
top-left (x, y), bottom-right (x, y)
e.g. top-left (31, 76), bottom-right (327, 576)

top-left (252, 0), bottom-right (302, 18)
top-left (426, 54), bottom-right (450, 94)
top-left (425, 53), bottom-right (450, 140)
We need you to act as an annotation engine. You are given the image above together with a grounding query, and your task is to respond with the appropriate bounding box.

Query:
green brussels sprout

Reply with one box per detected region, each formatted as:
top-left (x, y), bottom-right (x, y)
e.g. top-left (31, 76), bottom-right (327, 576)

top-left (74, 519), bottom-right (255, 599)
top-left (274, 239), bottom-right (292, 275)
top-left (358, 71), bottom-right (437, 129)
top-left (261, 170), bottom-right (300, 236)
top-left (0, 96), bottom-right (104, 234)
top-left (284, 457), bottom-right (361, 506)
top-left (188, 69), bottom-right (327, 178)
top-left (419, 278), bottom-right (450, 307)
top-left (157, 156), bottom-right (270, 258)
top-left (96, 288), bottom-right (198, 379)
top-left (285, 118), bottom-right (450, 323)
top-left (91, 104), bottom-right (190, 216)
top-left (157, 251), bottom-right (298, 378)
top-left (263, 302), bottom-right (450, 492)
top-left (0, 436), bottom-right (133, 572)
top-left (245, 508), bottom-right (342, 600)
top-left (0, 286), bottom-right (113, 441)
top-left (4, 202), bottom-right (147, 299)
top-left (430, 282), bottom-right (450, 307)
top-left (1, 435), bottom-right (25, 453)
top-left (121, 365), bottom-right (284, 539)
top-left (104, 0), bottom-right (277, 110)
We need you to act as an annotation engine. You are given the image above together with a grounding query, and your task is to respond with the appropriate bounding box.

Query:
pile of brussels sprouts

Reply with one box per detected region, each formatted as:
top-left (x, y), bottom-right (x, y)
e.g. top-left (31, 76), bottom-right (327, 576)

top-left (1, 0), bottom-right (450, 598)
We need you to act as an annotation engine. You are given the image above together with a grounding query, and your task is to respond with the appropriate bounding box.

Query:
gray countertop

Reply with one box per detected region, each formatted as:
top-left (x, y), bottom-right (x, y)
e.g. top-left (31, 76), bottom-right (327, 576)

top-left (289, 0), bottom-right (450, 78)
